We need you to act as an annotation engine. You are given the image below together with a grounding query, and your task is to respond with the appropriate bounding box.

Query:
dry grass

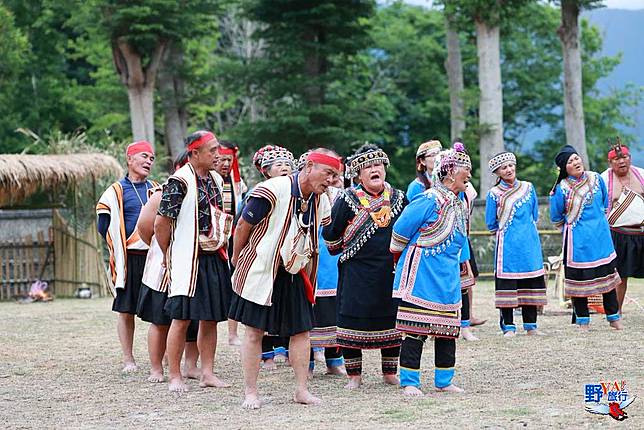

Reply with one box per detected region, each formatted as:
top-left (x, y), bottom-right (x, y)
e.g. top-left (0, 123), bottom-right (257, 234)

top-left (0, 153), bottom-right (122, 206)
top-left (0, 280), bottom-right (642, 429)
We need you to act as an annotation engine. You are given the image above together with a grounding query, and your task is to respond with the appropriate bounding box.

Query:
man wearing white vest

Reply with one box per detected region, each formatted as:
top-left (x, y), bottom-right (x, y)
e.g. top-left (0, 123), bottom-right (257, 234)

top-left (600, 141), bottom-right (644, 314)
top-left (96, 140), bottom-right (156, 374)
top-left (229, 148), bottom-right (342, 409)
top-left (155, 130), bottom-right (234, 393)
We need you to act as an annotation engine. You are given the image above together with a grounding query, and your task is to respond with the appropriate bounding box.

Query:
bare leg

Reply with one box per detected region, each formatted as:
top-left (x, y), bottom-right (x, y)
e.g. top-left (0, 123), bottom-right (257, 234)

top-left (468, 287), bottom-right (487, 326)
top-left (617, 278), bottom-right (628, 315)
top-left (228, 320), bottom-right (241, 346)
top-left (167, 319), bottom-right (190, 392)
top-left (147, 323), bottom-right (169, 382)
top-left (183, 342), bottom-right (201, 379)
top-left (117, 313), bottom-right (137, 372)
top-left (290, 331), bottom-right (321, 405)
top-left (241, 326), bottom-right (264, 409)
top-left (198, 320), bottom-right (230, 388)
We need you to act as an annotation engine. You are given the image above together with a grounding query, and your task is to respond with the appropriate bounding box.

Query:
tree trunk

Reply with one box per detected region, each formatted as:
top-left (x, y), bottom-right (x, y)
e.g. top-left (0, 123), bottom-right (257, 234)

top-left (558, 0), bottom-right (588, 164)
top-left (303, 31), bottom-right (325, 107)
top-left (159, 42), bottom-right (187, 160)
top-left (476, 20), bottom-right (504, 195)
top-left (112, 37), bottom-right (167, 147)
top-left (445, 17), bottom-right (466, 142)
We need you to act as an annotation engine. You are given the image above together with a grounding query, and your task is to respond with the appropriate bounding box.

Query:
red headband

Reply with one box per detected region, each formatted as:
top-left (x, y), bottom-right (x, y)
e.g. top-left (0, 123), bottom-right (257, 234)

top-left (187, 131), bottom-right (216, 152)
top-left (126, 140), bottom-right (154, 156)
top-left (308, 152), bottom-right (342, 171)
top-left (218, 147), bottom-right (241, 183)
top-left (608, 145), bottom-right (629, 160)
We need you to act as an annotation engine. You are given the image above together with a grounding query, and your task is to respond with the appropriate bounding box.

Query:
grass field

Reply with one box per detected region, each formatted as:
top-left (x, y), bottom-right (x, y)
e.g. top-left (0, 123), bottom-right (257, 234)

top-left (0, 280), bottom-right (642, 429)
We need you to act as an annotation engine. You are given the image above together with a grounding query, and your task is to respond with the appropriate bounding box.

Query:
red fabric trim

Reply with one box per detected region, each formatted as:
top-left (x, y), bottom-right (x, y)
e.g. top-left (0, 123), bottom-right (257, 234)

top-left (308, 152), bottom-right (342, 171)
top-left (299, 269), bottom-right (316, 304)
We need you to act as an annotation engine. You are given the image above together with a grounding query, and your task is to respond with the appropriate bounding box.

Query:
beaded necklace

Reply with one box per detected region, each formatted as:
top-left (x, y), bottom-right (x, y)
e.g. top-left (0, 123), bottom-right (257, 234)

top-left (355, 185), bottom-right (392, 228)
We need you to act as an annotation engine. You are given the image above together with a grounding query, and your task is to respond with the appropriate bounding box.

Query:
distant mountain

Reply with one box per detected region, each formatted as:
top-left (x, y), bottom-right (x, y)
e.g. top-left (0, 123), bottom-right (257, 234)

top-left (585, 8), bottom-right (644, 164)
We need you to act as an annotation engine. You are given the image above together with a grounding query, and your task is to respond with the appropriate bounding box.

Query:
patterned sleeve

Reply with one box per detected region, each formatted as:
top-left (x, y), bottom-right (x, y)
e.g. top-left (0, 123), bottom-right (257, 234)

top-left (390, 194), bottom-right (437, 253)
top-left (158, 178), bottom-right (186, 220)
top-left (597, 173), bottom-right (609, 211)
top-left (549, 184), bottom-right (565, 229)
top-left (485, 191), bottom-right (499, 232)
top-left (321, 194), bottom-right (353, 255)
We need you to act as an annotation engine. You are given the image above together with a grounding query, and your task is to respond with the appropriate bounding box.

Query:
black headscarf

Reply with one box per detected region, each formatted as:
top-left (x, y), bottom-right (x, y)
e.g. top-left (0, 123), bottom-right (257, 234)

top-left (554, 144), bottom-right (578, 186)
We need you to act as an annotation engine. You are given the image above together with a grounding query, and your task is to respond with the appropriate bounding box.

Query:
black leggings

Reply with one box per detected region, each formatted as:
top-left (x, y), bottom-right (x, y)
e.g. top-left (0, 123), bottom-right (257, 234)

top-left (261, 335), bottom-right (289, 360)
top-left (342, 346), bottom-right (401, 376)
top-left (399, 335), bottom-right (455, 370)
top-left (572, 290), bottom-right (619, 321)
top-left (500, 306), bottom-right (537, 326)
top-left (461, 289), bottom-right (470, 323)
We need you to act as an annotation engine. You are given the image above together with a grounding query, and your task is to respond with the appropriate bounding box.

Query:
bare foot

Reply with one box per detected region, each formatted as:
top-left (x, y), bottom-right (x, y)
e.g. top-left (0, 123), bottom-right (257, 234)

top-left (313, 350), bottom-right (325, 363)
top-left (383, 374), bottom-right (399, 385)
top-left (461, 328), bottom-right (479, 341)
top-left (609, 320), bottom-right (624, 330)
top-left (526, 329), bottom-right (545, 336)
top-left (293, 389), bottom-right (322, 406)
top-left (436, 384), bottom-right (464, 393)
top-left (148, 369), bottom-right (165, 383)
top-left (199, 374), bottom-right (231, 388)
top-left (162, 355), bottom-right (168, 367)
top-left (326, 365), bottom-right (347, 376)
top-left (262, 359), bottom-right (277, 371)
top-left (168, 376), bottom-right (189, 393)
top-left (242, 393), bottom-right (263, 410)
top-left (183, 366), bottom-right (201, 380)
top-left (470, 318), bottom-right (487, 327)
top-left (345, 376), bottom-right (362, 389)
top-left (577, 325), bottom-right (590, 332)
top-left (274, 354), bottom-right (287, 364)
top-left (308, 369), bottom-right (314, 380)
top-left (402, 386), bottom-right (424, 397)
top-left (503, 331), bottom-right (516, 338)
top-left (122, 361), bottom-right (138, 373)
top-left (228, 336), bottom-right (242, 346)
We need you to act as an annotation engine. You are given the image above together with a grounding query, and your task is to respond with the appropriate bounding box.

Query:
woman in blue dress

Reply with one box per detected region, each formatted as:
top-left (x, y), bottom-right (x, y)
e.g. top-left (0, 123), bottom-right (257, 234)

top-left (485, 152), bottom-right (547, 337)
top-left (390, 144), bottom-right (471, 396)
top-left (549, 145), bottom-right (623, 330)
top-left (406, 140), bottom-right (442, 201)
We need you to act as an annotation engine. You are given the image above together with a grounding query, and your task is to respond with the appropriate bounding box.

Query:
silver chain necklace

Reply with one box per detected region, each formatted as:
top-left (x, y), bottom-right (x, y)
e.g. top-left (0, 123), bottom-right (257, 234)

top-left (125, 177), bottom-right (148, 207)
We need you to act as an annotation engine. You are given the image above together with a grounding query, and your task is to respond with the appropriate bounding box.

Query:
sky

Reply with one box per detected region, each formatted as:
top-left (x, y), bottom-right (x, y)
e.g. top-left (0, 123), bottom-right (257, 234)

top-left (401, 0), bottom-right (644, 9)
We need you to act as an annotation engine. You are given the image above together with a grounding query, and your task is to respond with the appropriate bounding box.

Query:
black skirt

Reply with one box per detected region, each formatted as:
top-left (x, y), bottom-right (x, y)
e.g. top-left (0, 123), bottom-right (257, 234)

top-left (164, 253), bottom-right (232, 322)
top-left (313, 295), bottom-right (337, 328)
top-left (611, 229), bottom-right (644, 278)
top-left (228, 266), bottom-right (314, 337)
top-left (136, 285), bottom-right (171, 326)
top-left (112, 252), bottom-right (147, 314)
top-left (494, 275), bottom-right (547, 308)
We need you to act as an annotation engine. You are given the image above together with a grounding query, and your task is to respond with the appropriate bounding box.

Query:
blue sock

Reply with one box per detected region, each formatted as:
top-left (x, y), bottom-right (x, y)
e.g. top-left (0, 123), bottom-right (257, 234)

top-left (523, 322), bottom-right (537, 331)
top-left (400, 367), bottom-right (421, 388)
top-left (461, 320), bottom-right (471, 328)
top-left (576, 315), bottom-right (591, 325)
top-left (606, 313), bottom-right (620, 322)
top-left (435, 367), bottom-right (455, 389)
top-left (326, 357), bottom-right (344, 368)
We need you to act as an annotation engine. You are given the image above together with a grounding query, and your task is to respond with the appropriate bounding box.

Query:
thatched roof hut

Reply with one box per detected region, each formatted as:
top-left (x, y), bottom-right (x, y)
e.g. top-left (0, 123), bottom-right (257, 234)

top-left (0, 153), bottom-right (122, 207)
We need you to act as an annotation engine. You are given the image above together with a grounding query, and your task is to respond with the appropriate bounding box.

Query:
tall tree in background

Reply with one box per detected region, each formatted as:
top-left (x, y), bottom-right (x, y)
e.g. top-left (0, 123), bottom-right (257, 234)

top-left (98, 0), bottom-right (220, 147)
top-left (244, 0), bottom-right (375, 154)
top-left (445, 0), bottom-right (529, 194)
top-left (556, 0), bottom-right (603, 164)
top-left (158, 42), bottom-right (188, 158)
top-left (444, 12), bottom-right (465, 142)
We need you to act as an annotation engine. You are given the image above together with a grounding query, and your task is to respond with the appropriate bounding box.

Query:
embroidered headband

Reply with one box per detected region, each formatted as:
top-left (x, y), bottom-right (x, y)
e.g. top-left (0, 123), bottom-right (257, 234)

top-left (608, 144), bottom-right (629, 160)
top-left (488, 152), bottom-right (516, 173)
top-left (432, 143), bottom-right (472, 182)
top-left (297, 150), bottom-right (312, 171)
top-left (252, 145), bottom-right (295, 173)
top-left (187, 131), bottom-right (217, 152)
top-left (347, 146), bottom-right (389, 178)
top-left (126, 140), bottom-right (154, 156)
top-left (416, 140), bottom-right (442, 158)
top-left (308, 152), bottom-right (343, 171)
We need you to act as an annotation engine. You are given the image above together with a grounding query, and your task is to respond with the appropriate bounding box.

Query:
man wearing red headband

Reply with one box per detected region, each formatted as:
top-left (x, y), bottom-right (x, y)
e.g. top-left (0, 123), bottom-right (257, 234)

top-left (215, 140), bottom-right (248, 346)
top-left (229, 148), bottom-right (341, 409)
top-left (155, 130), bottom-right (234, 392)
top-left (601, 141), bottom-right (644, 313)
top-left (96, 140), bottom-right (157, 374)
